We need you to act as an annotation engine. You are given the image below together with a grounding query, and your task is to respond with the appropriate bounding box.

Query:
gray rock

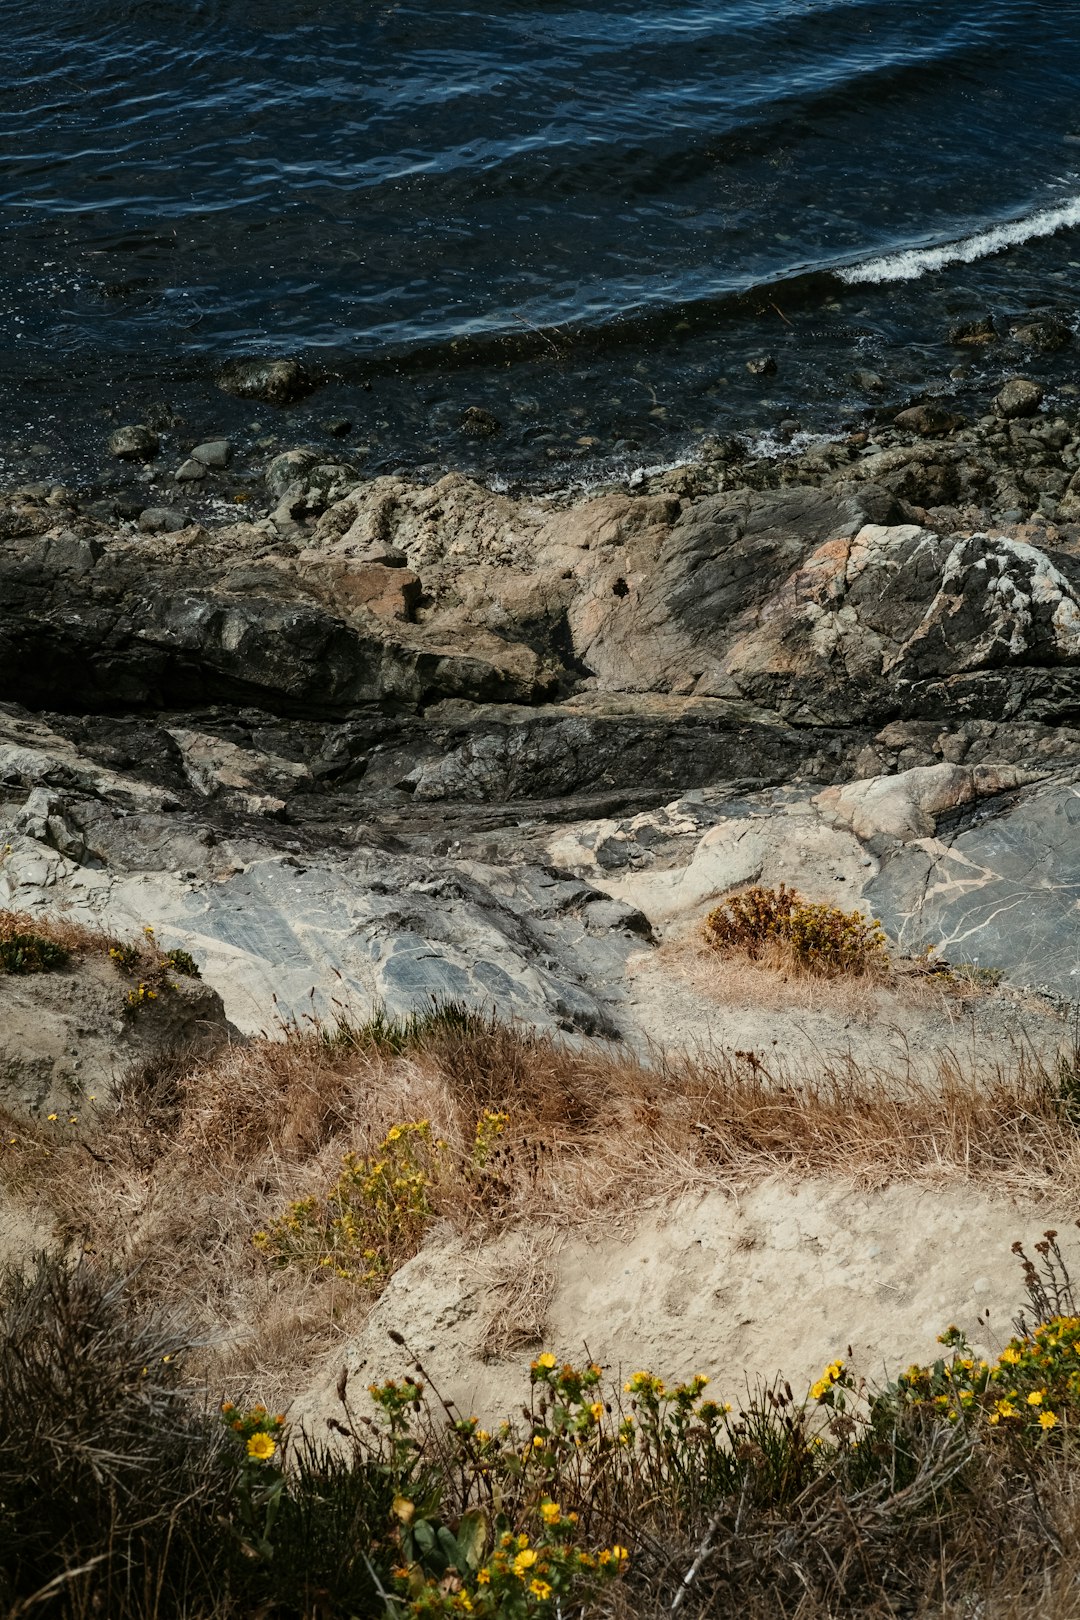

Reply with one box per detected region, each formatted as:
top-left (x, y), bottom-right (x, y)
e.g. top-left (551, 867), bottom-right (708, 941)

top-left (0, 954), bottom-right (235, 1122)
top-left (218, 358), bottom-right (316, 405)
top-left (108, 424), bottom-right (159, 462)
top-left (867, 777), bottom-right (1080, 998)
top-left (191, 439), bottom-right (233, 469)
top-left (138, 507), bottom-right (189, 534)
top-left (993, 378), bottom-right (1044, 419)
top-left (175, 459), bottom-right (207, 482)
top-left (746, 355), bottom-right (778, 377)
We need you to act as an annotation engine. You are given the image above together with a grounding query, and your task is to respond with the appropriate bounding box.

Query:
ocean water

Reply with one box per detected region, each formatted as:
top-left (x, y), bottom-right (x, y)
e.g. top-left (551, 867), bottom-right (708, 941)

top-left (1, 0), bottom-right (1079, 481)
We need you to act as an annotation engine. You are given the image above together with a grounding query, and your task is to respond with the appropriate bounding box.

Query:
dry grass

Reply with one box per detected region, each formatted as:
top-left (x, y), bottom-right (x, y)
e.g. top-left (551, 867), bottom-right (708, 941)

top-left (0, 907), bottom-right (114, 957)
top-left (3, 1015), bottom-right (1079, 1402)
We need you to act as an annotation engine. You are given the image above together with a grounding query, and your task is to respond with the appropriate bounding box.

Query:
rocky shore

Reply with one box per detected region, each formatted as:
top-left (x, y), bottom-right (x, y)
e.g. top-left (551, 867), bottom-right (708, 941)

top-left (3, 375), bottom-right (1080, 1059)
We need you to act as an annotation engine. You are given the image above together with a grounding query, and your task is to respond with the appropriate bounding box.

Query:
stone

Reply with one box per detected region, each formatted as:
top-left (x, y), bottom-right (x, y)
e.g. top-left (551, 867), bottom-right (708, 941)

top-left (108, 424), bottom-right (159, 461)
top-left (948, 317), bottom-right (997, 347)
top-left (0, 953), bottom-right (235, 1121)
top-left (459, 406), bottom-right (501, 437)
top-left (1009, 316), bottom-right (1072, 354)
top-left (138, 507), bottom-right (189, 534)
top-left (893, 403), bottom-right (965, 437)
top-left (191, 439), bottom-right (233, 468)
top-left (746, 355), bottom-right (778, 377)
top-left (175, 459), bottom-right (207, 482)
top-left (993, 378), bottom-right (1044, 419)
top-left (218, 358), bottom-right (316, 405)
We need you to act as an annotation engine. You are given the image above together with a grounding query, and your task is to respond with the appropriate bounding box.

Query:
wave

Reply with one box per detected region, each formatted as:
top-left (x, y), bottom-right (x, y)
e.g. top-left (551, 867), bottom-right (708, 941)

top-left (839, 193), bottom-right (1080, 284)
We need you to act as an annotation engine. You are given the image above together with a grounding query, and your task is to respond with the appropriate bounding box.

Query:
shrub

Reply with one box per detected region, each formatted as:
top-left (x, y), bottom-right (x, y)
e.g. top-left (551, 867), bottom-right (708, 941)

top-left (703, 884), bottom-right (888, 977)
top-left (110, 925), bottom-right (201, 1009)
top-left (0, 1254), bottom-right (234, 1617)
top-left (0, 929), bottom-right (69, 974)
top-left (253, 1110), bottom-right (510, 1287)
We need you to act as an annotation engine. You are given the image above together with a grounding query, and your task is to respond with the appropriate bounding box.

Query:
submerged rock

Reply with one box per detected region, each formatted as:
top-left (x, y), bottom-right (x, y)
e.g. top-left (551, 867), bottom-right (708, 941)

top-left (218, 358), bottom-right (317, 405)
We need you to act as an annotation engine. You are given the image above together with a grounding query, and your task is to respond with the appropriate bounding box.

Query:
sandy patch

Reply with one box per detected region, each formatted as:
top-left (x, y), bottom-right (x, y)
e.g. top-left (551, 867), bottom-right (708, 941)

top-left (294, 1176), bottom-right (1065, 1434)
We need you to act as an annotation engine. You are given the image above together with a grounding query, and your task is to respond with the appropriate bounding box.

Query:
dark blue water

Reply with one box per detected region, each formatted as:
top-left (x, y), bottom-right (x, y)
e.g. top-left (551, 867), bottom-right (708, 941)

top-left (2, 0), bottom-right (1079, 483)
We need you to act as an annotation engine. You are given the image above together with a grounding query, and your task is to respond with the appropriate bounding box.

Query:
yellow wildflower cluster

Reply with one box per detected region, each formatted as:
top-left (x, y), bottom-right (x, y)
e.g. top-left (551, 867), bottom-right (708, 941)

top-left (892, 1315), bottom-right (1080, 1438)
top-left (396, 1527), bottom-right (627, 1619)
top-left (810, 1360), bottom-right (847, 1403)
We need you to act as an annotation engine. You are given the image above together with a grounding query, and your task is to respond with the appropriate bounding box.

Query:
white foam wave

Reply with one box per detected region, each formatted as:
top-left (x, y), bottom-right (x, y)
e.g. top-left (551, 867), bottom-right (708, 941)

top-left (839, 195), bottom-right (1080, 286)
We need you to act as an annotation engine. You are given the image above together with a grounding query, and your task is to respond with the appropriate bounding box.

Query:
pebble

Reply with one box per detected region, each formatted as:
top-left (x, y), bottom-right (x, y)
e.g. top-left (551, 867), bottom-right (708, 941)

top-left (746, 355), bottom-right (778, 376)
top-left (175, 459), bottom-right (207, 482)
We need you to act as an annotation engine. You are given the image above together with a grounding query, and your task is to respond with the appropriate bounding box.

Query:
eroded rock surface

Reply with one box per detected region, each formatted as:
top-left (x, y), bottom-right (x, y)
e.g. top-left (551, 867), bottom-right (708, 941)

top-left (2, 424), bottom-right (1079, 1047)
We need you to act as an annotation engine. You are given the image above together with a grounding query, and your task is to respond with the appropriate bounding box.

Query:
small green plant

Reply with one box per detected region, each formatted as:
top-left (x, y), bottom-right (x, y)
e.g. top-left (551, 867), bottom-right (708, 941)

top-left (366, 1371), bottom-right (630, 1620)
top-left (0, 930), bottom-right (69, 974)
top-left (703, 883), bottom-right (888, 977)
top-left (164, 946), bottom-right (201, 978)
top-left (327, 1001), bottom-right (481, 1055)
top-left (108, 926), bottom-right (200, 1009)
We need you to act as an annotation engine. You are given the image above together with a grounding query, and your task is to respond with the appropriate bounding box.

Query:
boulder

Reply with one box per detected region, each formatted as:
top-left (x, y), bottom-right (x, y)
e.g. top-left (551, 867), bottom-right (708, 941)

top-left (0, 951), bottom-right (235, 1122)
top-left (138, 507), bottom-right (189, 534)
top-left (191, 439), bottom-right (233, 469)
top-left (993, 378), bottom-right (1044, 419)
top-left (108, 424), bottom-right (159, 462)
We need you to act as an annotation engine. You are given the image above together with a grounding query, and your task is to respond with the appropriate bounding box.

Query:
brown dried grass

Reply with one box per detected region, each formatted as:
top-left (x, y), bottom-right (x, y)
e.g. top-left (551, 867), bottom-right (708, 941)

top-left (0, 907), bottom-right (116, 957)
top-left (4, 1015), bottom-right (1079, 1401)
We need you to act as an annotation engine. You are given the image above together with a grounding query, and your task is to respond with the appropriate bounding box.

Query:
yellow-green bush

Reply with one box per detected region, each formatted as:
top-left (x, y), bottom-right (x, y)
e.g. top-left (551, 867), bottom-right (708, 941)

top-left (703, 883), bottom-right (888, 977)
top-left (254, 1111), bottom-right (510, 1288)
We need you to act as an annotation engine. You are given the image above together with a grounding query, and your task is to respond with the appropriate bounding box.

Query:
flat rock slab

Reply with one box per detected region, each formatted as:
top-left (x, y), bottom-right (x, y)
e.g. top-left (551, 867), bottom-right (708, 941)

top-left (867, 777), bottom-right (1080, 995)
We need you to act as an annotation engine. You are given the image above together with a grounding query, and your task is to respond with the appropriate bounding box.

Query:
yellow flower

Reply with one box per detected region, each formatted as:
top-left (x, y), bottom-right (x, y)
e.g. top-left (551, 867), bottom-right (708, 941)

top-left (533, 1352), bottom-right (556, 1370)
top-left (476, 1569), bottom-right (490, 1586)
top-left (540, 1501), bottom-right (561, 1525)
top-left (589, 1401), bottom-right (604, 1421)
top-left (1027, 1390), bottom-right (1045, 1406)
top-left (1040, 1410), bottom-right (1059, 1430)
top-left (529, 1580), bottom-right (552, 1600)
top-left (246, 1432), bottom-right (276, 1461)
top-left (46, 1113), bottom-right (58, 1122)
top-left (532, 1434), bottom-right (544, 1448)
top-left (1000, 1347), bottom-right (1022, 1366)
top-left (612, 1545), bottom-right (629, 1563)
top-left (513, 1549), bottom-right (539, 1576)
